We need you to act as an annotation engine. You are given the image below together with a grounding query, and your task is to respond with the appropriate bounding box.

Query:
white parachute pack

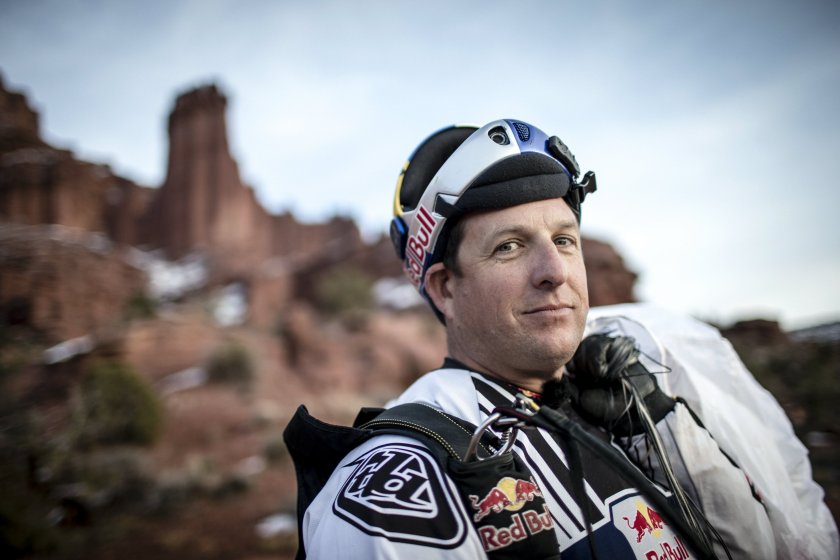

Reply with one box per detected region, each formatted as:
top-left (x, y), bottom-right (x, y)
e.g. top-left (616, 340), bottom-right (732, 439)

top-left (585, 303), bottom-right (838, 560)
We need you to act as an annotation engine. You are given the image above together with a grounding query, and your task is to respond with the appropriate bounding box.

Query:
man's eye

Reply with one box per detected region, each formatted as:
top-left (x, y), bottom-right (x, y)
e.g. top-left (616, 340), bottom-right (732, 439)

top-left (495, 241), bottom-right (518, 253)
top-left (555, 236), bottom-right (575, 247)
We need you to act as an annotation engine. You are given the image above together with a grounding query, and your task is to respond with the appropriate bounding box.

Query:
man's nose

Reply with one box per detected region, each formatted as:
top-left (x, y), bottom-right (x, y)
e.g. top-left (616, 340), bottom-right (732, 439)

top-left (531, 239), bottom-right (568, 289)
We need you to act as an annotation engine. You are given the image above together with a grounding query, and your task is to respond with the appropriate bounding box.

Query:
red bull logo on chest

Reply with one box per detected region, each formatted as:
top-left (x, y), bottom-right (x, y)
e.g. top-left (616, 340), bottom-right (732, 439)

top-left (469, 477), bottom-right (553, 553)
top-left (624, 503), bottom-right (665, 543)
top-left (469, 476), bottom-right (543, 522)
top-left (612, 497), bottom-right (691, 560)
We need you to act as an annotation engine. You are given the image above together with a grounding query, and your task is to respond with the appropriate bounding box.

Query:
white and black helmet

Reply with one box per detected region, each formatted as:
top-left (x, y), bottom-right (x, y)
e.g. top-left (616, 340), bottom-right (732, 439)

top-left (390, 118), bottom-right (597, 313)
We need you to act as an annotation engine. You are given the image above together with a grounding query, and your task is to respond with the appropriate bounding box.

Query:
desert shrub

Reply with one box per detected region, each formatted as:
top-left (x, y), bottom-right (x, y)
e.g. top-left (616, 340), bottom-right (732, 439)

top-left (153, 471), bottom-right (200, 513)
top-left (50, 447), bottom-right (157, 511)
top-left (314, 265), bottom-right (374, 316)
top-left (124, 292), bottom-right (157, 320)
top-left (211, 472), bottom-right (251, 499)
top-left (206, 341), bottom-right (255, 387)
top-left (263, 434), bottom-right (288, 464)
top-left (73, 361), bottom-right (163, 447)
top-left (0, 406), bottom-right (60, 557)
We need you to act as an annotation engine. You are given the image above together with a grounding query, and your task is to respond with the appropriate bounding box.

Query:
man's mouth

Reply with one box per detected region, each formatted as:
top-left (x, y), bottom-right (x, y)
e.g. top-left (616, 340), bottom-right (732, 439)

top-left (524, 303), bottom-right (574, 316)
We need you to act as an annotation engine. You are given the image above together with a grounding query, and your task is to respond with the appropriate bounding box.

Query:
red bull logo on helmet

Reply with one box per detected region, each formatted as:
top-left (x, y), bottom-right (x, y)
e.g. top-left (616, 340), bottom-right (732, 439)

top-left (404, 205), bottom-right (437, 287)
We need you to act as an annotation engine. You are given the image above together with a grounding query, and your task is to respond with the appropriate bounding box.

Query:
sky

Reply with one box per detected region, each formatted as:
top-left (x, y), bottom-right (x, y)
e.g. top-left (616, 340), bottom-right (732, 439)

top-left (1, 0), bottom-right (839, 329)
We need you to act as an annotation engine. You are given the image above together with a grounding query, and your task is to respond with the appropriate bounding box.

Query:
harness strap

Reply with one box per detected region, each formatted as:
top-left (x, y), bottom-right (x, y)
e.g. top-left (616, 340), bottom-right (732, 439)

top-left (283, 403), bottom-right (494, 559)
top-left (284, 403), bottom-right (560, 559)
top-left (357, 402), bottom-right (499, 459)
top-left (283, 405), bottom-right (371, 560)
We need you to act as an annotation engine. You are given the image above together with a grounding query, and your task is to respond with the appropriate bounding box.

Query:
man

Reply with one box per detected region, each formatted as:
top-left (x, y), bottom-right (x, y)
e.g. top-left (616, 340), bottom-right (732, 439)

top-left (291, 119), bottom-right (777, 559)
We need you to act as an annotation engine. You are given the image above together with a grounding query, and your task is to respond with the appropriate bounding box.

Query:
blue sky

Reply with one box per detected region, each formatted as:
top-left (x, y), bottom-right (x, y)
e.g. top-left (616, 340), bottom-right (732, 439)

top-left (1, 0), bottom-right (839, 329)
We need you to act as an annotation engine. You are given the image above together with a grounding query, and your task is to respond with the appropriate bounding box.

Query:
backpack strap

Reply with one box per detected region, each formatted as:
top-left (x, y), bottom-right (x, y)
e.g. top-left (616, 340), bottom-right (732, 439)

top-left (283, 405), bottom-right (372, 560)
top-left (283, 403), bottom-right (499, 559)
top-left (356, 402), bottom-right (500, 460)
top-left (283, 403), bottom-right (559, 559)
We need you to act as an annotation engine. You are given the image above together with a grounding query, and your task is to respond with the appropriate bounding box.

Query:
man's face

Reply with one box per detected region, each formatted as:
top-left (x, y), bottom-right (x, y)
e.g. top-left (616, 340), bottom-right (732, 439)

top-left (426, 197), bottom-right (589, 388)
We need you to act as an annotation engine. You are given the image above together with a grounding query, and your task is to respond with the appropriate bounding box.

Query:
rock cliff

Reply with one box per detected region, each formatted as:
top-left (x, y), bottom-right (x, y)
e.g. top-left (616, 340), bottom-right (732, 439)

top-left (141, 85), bottom-right (273, 270)
top-left (0, 223), bottom-right (147, 341)
top-left (0, 74), bottom-right (153, 244)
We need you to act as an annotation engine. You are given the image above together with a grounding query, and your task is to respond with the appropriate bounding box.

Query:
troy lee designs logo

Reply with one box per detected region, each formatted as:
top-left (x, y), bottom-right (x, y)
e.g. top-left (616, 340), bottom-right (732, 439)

top-left (404, 205), bottom-right (437, 287)
top-left (334, 444), bottom-right (467, 548)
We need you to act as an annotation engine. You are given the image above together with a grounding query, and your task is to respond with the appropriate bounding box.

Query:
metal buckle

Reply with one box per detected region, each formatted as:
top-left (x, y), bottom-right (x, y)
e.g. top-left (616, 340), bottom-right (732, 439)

top-left (462, 412), bottom-right (519, 462)
top-left (462, 393), bottom-right (539, 462)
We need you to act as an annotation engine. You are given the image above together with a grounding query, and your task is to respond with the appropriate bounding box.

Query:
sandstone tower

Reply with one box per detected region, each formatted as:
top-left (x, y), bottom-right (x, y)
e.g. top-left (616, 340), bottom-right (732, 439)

top-left (143, 84), bottom-right (273, 273)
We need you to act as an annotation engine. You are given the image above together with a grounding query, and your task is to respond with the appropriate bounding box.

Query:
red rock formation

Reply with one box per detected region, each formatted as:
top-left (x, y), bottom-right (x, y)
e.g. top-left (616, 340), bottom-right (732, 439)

top-left (0, 75), bottom-right (40, 144)
top-left (0, 75), bottom-right (154, 246)
top-left (104, 176), bottom-right (157, 247)
top-left (721, 319), bottom-right (789, 347)
top-left (247, 261), bottom-right (293, 329)
top-left (0, 223), bottom-right (147, 341)
top-left (0, 77), bottom-right (153, 341)
top-left (141, 84), bottom-right (274, 273)
top-left (582, 237), bottom-right (637, 306)
top-left (138, 85), bottom-right (380, 312)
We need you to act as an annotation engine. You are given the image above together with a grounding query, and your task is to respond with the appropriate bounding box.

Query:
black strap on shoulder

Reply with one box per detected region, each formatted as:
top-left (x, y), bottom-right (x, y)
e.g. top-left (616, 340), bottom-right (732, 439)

top-left (357, 402), bottom-right (499, 460)
top-left (283, 405), bottom-right (372, 560)
top-left (283, 403), bottom-right (501, 559)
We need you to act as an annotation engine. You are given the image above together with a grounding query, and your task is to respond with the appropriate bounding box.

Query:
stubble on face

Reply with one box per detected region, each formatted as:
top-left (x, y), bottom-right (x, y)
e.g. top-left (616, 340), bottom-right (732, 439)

top-left (442, 199), bottom-right (589, 390)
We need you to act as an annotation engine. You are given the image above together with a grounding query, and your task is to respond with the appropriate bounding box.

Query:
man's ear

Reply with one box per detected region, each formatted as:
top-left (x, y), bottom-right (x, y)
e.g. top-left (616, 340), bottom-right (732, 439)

top-left (424, 262), bottom-right (453, 319)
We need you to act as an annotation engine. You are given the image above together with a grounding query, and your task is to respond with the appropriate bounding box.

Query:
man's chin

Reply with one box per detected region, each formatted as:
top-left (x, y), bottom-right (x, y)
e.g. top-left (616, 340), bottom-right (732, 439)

top-left (547, 344), bottom-right (580, 369)
top-left (519, 348), bottom-right (576, 377)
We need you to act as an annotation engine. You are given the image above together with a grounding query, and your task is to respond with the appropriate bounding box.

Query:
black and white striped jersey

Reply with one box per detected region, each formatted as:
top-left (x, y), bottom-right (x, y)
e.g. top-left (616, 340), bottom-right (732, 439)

top-left (302, 365), bottom-right (774, 559)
